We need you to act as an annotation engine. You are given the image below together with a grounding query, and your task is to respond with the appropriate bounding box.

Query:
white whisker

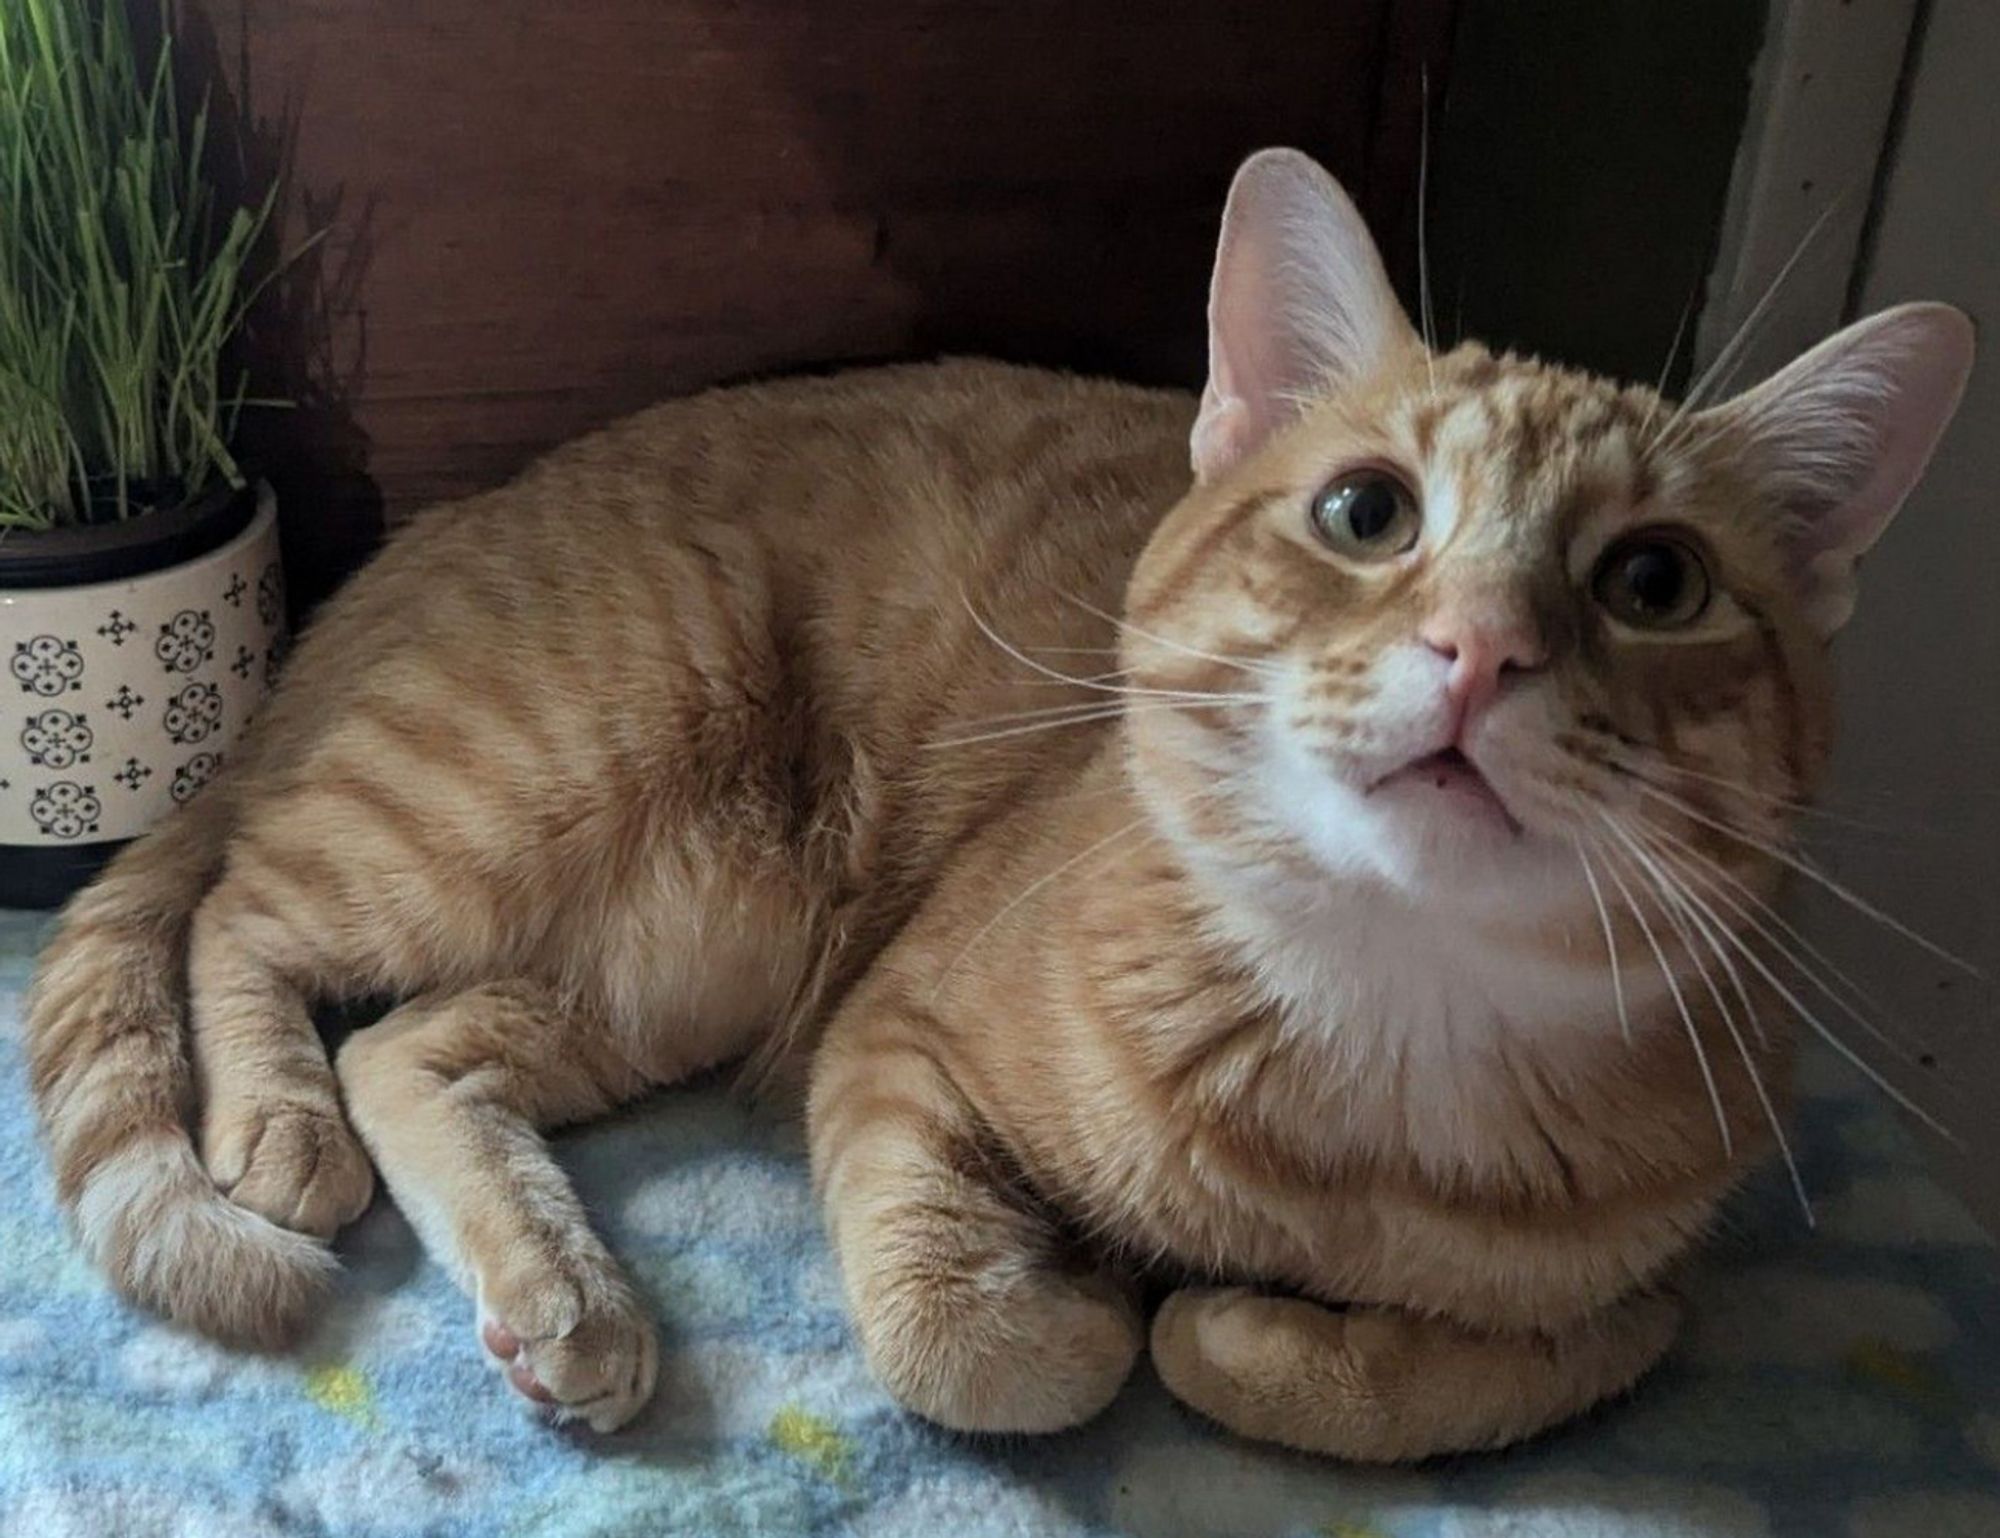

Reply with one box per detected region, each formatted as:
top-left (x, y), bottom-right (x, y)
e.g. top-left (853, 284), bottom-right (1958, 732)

top-left (1626, 779), bottom-right (1982, 979)
top-left (1628, 816), bottom-right (1910, 1066)
top-left (1418, 65), bottom-right (1439, 402)
top-left (1652, 195), bottom-right (1846, 455)
top-left (1627, 810), bottom-right (1884, 1027)
top-left (954, 696), bottom-right (1161, 728)
top-left (928, 814), bottom-right (1157, 998)
top-left (1617, 754), bottom-right (1907, 840)
top-left (1589, 821), bottom-right (1734, 1158)
top-left (1637, 287), bottom-right (1699, 445)
top-left (1619, 821), bottom-right (1769, 1049)
top-left (1021, 669), bottom-right (1139, 688)
top-left (926, 771), bottom-right (1247, 998)
top-left (1054, 590), bottom-right (1283, 680)
top-left (1602, 815), bottom-right (1811, 1222)
top-left (1621, 823), bottom-right (1953, 1140)
top-left (926, 707), bottom-right (1133, 751)
top-left (1572, 839), bottom-right (1631, 1045)
top-left (926, 697), bottom-right (1253, 752)
top-left (962, 593), bottom-right (1273, 705)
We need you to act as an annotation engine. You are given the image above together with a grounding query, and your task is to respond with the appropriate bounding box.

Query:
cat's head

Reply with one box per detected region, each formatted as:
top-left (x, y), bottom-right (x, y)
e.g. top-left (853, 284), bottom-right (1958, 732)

top-left (1123, 148), bottom-right (1972, 928)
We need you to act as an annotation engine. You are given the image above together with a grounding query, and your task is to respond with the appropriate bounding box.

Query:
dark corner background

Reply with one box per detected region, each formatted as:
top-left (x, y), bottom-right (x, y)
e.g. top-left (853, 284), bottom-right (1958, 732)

top-left (1430, 1), bottom-right (1767, 387)
top-left (158, 0), bottom-right (1767, 614)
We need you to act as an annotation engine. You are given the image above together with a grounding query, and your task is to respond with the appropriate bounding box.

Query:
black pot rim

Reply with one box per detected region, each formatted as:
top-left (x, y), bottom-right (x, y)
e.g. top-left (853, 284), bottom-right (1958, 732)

top-left (0, 478), bottom-right (260, 591)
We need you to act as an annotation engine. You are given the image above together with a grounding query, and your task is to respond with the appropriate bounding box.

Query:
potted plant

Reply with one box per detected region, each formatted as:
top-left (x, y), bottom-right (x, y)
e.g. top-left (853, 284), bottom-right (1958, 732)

top-left (0, 0), bottom-right (293, 906)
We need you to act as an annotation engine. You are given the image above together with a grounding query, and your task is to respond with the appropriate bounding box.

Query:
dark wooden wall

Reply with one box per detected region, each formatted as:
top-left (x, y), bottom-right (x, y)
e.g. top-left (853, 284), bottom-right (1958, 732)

top-left (166, 1), bottom-right (1457, 609)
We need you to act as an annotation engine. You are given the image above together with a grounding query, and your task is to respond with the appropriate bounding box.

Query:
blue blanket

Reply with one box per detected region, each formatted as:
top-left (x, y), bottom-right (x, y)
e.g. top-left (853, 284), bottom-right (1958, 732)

top-left (2, 906), bottom-right (1996, 1538)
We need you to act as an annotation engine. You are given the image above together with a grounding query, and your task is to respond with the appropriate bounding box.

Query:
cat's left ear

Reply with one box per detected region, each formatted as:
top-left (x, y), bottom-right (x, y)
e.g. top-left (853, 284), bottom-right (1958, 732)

top-left (1698, 302), bottom-right (1974, 634)
top-left (1192, 148), bottom-right (1421, 482)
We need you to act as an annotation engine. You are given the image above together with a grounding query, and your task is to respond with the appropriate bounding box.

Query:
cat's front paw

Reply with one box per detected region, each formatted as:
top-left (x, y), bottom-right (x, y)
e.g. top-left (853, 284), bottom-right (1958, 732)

top-left (478, 1259), bottom-right (659, 1433)
top-left (1150, 1286), bottom-right (1330, 1432)
top-left (860, 1264), bottom-right (1141, 1434)
top-left (1151, 1286), bottom-right (1684, 1462)
top-left (202, 1100), bottom-right (375, 1238)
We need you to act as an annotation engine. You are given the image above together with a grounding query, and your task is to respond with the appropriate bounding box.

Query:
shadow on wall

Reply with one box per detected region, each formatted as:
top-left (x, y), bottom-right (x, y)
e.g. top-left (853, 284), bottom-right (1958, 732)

top-left (147, 0), bottom-right (1461, 586)
top-left (136, 0), bottom-right (1761, 613)
top-left (154, 1), bottom-right (386, 621)
top-left (749, 4), bottom-right (1444, 389)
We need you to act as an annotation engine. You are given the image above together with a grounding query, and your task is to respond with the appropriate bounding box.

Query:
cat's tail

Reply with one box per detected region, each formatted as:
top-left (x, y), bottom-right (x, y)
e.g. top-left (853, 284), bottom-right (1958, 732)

top-left (23, 780), bottom-right (334, 1346)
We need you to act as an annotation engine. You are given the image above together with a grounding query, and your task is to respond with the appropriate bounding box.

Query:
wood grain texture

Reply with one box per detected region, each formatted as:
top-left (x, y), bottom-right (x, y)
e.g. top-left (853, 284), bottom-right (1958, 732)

top-left (161, 0), bottom-right (1453, 605)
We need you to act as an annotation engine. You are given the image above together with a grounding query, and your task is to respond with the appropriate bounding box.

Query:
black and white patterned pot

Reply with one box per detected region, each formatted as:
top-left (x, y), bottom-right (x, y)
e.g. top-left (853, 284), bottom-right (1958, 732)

top-left (0, 483), bottom-right (284, 907)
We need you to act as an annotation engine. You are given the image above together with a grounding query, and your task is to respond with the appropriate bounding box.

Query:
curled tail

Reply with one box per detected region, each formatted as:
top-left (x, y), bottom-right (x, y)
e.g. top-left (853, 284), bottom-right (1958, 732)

top-left (24, 785), bottom-right (333, 1346)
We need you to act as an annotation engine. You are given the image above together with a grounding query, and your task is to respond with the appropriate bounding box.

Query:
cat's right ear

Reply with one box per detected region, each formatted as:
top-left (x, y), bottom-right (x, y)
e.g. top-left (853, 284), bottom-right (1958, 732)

top-left (1192, 149), bottom-right (1422, 482)
top-left (1695, 302), bottom-right (1973, 634)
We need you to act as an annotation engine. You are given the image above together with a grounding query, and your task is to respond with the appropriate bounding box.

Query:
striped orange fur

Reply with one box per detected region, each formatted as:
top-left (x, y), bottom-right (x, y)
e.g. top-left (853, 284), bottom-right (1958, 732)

top-left (25, 150), bottom-right (1970, 1454)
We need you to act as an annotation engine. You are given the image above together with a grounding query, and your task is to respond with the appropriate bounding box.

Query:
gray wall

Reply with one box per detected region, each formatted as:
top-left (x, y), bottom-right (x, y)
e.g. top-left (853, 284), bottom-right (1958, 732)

top-left (1814, 0), bottom-right (2000, 1234)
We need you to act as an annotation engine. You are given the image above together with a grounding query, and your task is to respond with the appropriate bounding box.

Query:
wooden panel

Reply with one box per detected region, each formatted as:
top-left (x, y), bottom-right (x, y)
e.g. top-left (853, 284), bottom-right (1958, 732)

top-left (160, 1), bottom-right (1453, 606)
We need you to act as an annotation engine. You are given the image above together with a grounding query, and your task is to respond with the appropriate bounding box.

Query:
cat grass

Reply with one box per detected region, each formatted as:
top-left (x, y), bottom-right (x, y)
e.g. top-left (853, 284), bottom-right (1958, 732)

top-left (0, 0), bottom-right (280, 529)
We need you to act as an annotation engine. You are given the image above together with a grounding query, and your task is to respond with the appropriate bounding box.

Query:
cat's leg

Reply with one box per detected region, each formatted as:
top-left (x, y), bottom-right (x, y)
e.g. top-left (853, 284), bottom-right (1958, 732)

top-left (1149, 1287), bottom-right (1680, 1462)
top-left (334, 980), bottom-right (660, 1431)
top-left (185, 870), bottom-right (375, 1238)
top-left (808, 998), bottom-right (1144, 1434)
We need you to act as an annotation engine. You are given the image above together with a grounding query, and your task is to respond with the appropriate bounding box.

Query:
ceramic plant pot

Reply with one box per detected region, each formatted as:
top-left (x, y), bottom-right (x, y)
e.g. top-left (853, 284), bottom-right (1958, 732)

top-left (0, 482), bottom-right (286, 908)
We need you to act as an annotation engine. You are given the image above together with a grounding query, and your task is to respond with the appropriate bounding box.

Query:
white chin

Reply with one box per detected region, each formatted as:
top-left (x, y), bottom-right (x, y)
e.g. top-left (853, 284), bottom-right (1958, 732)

top-left (1357, 796), bottom-right (1532, 893)
top-left (1264, 750), bottom-right (1562, 907)
top-left (1386, 814), bottom-right (1549, 900)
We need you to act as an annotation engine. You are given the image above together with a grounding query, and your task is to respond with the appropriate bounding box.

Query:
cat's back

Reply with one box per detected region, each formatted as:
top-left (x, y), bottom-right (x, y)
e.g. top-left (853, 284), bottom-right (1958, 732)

top-left (448, 357), bottom-right (1190, 541)
top-left (218, 356), bottom-right (1195, 1021)
top-left (578, 356), bottom-right (1187, 475)
top-left (279, 359), bottom-right (1190, 744)
top-left (309, 358), bottom-right (1190, 667)
top-left (546, 356), bottom-right (1189, 476)
top-left (247, 357), bottom-right (1195, 847)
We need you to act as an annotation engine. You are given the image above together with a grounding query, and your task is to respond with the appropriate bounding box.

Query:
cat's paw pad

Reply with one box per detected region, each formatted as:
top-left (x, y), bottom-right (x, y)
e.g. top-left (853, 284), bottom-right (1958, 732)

top-left (202, 1101), bottom-right (375, 1238)
top-left (478, 1266), bottom-right (658, 1433)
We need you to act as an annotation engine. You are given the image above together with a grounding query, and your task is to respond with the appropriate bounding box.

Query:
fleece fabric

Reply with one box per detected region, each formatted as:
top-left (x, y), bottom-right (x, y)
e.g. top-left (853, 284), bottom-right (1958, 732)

top-left (1, 908), bottom-right (1996, 1538)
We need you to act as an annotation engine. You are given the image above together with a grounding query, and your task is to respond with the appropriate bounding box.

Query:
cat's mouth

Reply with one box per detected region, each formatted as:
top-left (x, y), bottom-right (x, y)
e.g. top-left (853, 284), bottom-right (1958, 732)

top-left (1367, 747), bottom-right (1524, 835)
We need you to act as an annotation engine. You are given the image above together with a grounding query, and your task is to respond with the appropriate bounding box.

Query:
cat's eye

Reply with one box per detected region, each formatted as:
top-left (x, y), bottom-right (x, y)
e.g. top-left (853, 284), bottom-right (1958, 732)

top-left (1592, 532), bottom-right (1712, 630)
top-left (1309, 471), bottom-right (1420, 560)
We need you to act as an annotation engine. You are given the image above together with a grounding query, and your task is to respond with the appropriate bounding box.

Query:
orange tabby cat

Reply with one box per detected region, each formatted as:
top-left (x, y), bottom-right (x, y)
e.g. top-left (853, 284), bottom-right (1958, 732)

top-left (26, 149), bottom-right (1971, 1457)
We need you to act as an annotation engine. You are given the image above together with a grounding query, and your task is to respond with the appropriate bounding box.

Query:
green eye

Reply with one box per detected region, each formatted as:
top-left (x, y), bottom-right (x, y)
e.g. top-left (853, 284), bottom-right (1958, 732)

top-left (1309, 471), bottom-right (1420, 559)
top-left (1592, 532), bottom-right (1712, 630)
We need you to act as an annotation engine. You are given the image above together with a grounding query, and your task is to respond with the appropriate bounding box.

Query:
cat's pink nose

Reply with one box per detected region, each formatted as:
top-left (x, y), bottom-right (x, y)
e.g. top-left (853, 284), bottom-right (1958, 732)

top-left (1421, 609), bottom-right (1546, 727)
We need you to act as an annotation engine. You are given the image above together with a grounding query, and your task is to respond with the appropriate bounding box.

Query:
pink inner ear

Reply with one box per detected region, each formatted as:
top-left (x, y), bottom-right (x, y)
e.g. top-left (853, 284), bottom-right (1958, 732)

top-left (1192, 150), bottom-right (1419, 482)
top-left (1696, 303), bottom-right (1974, 632)
top-left (1190, 387), bottom-right (1256, 485)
